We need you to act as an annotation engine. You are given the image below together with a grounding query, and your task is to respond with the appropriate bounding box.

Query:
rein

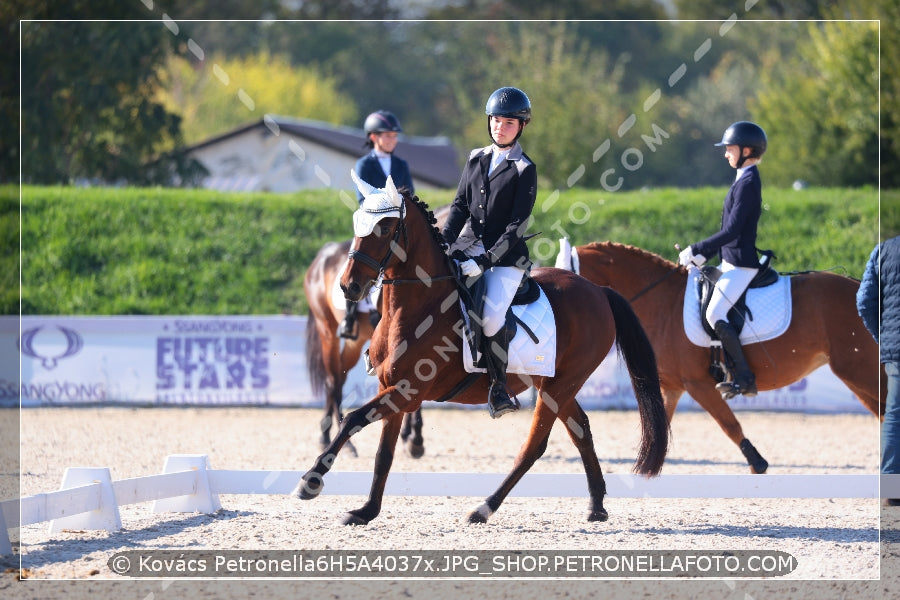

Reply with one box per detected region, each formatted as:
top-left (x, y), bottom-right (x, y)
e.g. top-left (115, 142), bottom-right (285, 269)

top-left (381, 274), bottom-right (457, 285)
top-left (628, 266), bottom-right (680, 303)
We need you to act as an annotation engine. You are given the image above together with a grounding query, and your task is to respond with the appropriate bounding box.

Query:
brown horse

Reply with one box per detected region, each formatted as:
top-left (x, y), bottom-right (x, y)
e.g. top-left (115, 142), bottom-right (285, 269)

top-left (303, 206), bottom-right (450, 456)
top-left (567, 241), bottom-right (884, 474)
top-left (295, 182), bottom-right (669, 526)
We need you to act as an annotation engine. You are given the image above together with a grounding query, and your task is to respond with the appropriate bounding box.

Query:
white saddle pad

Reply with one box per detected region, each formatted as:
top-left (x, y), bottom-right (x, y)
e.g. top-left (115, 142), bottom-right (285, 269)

top-left (683, 268), bottom-right (792, 347)
top-left (330, 258), bottom-right (378, 313)
top-left (461, 286), bottom-right (557, 377)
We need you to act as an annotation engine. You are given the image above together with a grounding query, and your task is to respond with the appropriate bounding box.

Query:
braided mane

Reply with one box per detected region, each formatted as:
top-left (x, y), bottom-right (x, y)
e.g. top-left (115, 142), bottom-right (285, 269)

top-left (405, 192), bottom-right (449, 252)
top-left (582, 240), bottom-right (680, 271)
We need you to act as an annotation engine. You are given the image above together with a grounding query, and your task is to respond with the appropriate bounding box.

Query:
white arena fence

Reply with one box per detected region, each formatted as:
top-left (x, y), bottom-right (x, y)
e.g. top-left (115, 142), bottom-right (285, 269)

top-left (2, 454), bottom-right (897, 556)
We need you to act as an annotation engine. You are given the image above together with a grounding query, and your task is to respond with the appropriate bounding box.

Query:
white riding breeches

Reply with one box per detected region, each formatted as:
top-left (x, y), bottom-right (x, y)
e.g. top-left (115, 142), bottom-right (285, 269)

top-left (481, 266), bottom-right (525, 337)
top-left (454, 238), bottom-right (525, 337)
top-left (705, 261), bottom-right (759, 327)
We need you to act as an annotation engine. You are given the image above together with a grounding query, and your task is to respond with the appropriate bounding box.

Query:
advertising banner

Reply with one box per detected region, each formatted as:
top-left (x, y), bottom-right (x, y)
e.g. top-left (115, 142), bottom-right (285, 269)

top-left (0, 315), bottom-right (872, 413)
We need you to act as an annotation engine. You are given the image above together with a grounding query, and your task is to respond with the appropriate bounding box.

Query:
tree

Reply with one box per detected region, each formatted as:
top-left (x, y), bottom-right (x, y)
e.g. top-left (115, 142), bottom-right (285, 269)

top-left (752, 20), bottom-right (878, 187)
top-left (20, 20), bottom-right (187, 184)
top-left (157, 51), bottom-right (359, 145)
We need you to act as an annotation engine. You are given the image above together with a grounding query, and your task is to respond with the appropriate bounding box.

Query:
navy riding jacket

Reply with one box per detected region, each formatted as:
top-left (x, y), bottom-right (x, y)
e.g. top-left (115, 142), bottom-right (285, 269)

top-left (354, 152), bottom-right (414, 203)
top-left (692, 165), bottom-right (762, 268)
top-left (857, 235), bottom-right (900, 363)
top-left (441, 143), bottom-right (537, 269)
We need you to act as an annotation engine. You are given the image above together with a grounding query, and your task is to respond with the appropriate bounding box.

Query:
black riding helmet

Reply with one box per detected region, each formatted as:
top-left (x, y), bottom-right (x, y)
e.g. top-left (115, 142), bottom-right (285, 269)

top-left (364, 110), bottom-right (403, 135)
top-left (485, 87), bottom-right (531, 147)
top-left (715, 121), bottom-right (767, 167)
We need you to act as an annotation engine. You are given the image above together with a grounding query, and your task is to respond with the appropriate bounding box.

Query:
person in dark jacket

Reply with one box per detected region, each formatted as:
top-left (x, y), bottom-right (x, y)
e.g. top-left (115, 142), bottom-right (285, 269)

top-left (441, 87), bottom-right (537, 419)
top-left (353, 110), bottom-right (414, 203)
top-left (340, 110), bottom-right (415, 339)
top-left (678, 121), bottom-right (767, 400)
top-left (857, 235), bottom-right (900, 504)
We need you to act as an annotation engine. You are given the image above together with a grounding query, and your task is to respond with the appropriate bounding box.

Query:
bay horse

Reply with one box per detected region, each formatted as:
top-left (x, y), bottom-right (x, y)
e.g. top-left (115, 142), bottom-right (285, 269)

top-left (304, 206), bottom-right (448, 457)
top-left (295, 177), bottom-right (669, 526)
top-left (566, 241), bottom-right (884, 474)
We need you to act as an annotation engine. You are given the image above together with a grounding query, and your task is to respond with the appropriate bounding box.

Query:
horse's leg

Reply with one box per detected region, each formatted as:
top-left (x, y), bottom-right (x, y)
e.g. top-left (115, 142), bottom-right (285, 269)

top-left (342, 412), bottom-right (405, 525)
top-left (828, 349), bottom-right (886, 418)
top-left (295, 385), bottom-right (407, 501)
top-left (660, 386), bottom-right (684, 423)
top-left (318, 326), bottom-right (343, 451)
top-left (556, 399), bottom-right (608, 521)
top-left (400, 409), bottom-right (425, 459)
top-left (466, 394), bottom-right (557, 524)
top-left (685, 382), bottom-right (768, 474)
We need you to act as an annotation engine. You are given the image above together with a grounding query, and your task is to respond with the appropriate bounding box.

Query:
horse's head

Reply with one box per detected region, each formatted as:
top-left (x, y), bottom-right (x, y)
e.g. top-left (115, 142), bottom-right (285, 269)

top-left (340, 171), bottom-right (408, 301)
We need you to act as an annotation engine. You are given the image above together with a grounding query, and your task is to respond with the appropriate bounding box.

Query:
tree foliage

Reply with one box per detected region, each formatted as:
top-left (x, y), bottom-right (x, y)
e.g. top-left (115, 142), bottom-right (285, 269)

top-left (752, 20), bottom-right (878, 187)
top-left (157, 51), bottom-right (358, 145)
top-left (6, 1), bottom-right (895, 188)
top-left (19, 19), bottom-right (191, 184)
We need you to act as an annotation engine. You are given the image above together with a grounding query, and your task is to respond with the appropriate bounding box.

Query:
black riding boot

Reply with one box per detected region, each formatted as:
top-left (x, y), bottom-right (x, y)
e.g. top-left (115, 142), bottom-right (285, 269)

top-left (713, 320), bottom-right (758, 399)
top-left (339, 300), bottom-right (359, 340)
top-left (483, 329), bottom-right (518, 419)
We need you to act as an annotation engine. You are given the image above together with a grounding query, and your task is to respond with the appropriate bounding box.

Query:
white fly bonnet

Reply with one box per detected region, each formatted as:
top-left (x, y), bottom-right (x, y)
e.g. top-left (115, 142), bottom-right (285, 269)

top-left (351, 170), bottom-right (405, 237)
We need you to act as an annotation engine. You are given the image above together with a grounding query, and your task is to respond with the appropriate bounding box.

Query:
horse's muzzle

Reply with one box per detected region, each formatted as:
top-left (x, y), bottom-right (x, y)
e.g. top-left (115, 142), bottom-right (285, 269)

top-left (342, 280), bottom-right (368, 302)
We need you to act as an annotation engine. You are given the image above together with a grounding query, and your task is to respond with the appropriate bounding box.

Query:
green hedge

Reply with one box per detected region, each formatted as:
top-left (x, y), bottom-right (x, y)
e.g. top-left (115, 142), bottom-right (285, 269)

top-left (7, 184), bottom-right (892, 316)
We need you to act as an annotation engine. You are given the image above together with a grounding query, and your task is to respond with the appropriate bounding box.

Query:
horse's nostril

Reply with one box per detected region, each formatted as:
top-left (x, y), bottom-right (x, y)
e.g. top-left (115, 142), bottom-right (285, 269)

top-left (347, 282), bottom-right (361, 297)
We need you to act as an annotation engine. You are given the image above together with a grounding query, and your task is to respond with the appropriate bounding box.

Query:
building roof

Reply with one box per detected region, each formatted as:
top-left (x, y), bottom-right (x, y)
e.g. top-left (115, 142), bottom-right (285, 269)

top-left (185, 116), bottom-right (461, 189)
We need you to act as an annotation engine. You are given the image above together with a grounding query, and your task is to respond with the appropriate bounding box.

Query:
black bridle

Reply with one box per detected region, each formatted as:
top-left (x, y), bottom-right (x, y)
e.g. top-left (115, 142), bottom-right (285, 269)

top-left (347, 199), bottom-right (457, 288)
top-left (347, 211), bottom-right (407, 284)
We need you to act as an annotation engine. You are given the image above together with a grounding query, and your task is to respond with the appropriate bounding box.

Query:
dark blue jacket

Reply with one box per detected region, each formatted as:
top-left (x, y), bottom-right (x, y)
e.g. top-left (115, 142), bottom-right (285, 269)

top-left (692, 165), bottom-right (762, 268)
top-left (354, 152), bottom-right (414, 203)
top-left (441, 143), bottom-right (537, 269)
top-left (857, 235), bottom-right (900, 363)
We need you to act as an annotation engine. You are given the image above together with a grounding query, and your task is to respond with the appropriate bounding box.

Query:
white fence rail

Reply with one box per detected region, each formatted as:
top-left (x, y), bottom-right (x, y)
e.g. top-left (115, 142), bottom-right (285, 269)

top-left (2, 454), bottom-right (895, 556)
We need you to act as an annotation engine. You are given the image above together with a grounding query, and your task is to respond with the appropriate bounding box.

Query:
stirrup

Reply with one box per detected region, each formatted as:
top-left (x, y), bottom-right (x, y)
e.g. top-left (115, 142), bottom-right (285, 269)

top-left (488, 383), bottom-right (518, 419)
top-left (715, 380), bottom-right (740, 401)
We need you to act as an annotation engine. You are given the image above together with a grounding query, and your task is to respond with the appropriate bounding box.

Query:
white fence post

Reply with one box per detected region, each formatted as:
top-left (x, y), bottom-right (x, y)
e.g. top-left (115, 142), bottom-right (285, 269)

top-left (48, 467), bottom-right (121, 534)
top-left (152, 454), bottom-right (221, 514)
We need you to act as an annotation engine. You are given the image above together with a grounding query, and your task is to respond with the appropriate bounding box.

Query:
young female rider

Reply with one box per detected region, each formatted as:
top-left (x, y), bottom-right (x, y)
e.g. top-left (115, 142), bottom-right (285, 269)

top-left (441, 87), bottom-right (538, 418)
top-left (340, 110), bottom-right (415, 339)
top-left (679, 121), bottom-right (768, 400)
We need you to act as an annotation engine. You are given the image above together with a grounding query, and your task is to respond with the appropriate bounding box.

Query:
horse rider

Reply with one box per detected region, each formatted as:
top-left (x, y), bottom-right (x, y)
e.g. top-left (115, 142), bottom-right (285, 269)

top-left (339, 110), bottom-right (415, 339)
top-left (441, 87), bottom-right (538, 418)
top-left (679, 121), bottom-right (768, 400)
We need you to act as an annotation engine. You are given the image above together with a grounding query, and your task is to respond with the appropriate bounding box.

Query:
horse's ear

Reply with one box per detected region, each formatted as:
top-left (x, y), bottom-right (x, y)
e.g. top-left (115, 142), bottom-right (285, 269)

top-left (351, 169), bottom-right (376, 200)
top-left (384, 175), bottom-right (401, 208)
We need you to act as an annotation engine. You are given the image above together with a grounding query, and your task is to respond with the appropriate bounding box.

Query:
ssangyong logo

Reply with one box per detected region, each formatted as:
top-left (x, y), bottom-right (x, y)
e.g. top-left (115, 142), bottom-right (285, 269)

top-left (18, 325), bottom-right (84, 370)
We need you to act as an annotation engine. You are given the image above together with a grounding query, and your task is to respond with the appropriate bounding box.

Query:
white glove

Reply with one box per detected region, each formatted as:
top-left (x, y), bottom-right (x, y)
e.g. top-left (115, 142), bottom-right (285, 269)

top-left (678, 246), bottom-right (706, 267)
top-left (458, 259), bottom-right (482, 277)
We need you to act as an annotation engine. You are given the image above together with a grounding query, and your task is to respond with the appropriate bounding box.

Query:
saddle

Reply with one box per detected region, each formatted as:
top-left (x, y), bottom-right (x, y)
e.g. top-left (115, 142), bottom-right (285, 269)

top-left (456, 269), bottom-right (542, 368)
top-left (698, 249), bottom-right (779, 338)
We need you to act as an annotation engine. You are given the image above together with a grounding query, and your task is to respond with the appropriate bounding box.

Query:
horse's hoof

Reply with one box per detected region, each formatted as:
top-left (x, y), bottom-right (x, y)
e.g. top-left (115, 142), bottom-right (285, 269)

top-left (588, 508), bottom-right (609, 522)
top-left (341, 512), bottom-right (370, 526)
top-left (466, 511), bottom-right (488, 524)
top-left (295, 473), bottom-right (323, 500)
top-left (407, 441), bottom-right (425, 459)
top-left (750, 459), bottom-right (769, 474)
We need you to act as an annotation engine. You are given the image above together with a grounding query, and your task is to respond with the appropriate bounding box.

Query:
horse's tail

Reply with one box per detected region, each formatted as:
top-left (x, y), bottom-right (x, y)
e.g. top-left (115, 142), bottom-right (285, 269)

top-left (305, 314), bottom-right (327, 400)
top-left (604, 287), bottom-right (670, 476)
